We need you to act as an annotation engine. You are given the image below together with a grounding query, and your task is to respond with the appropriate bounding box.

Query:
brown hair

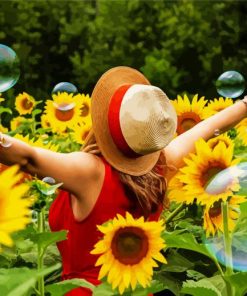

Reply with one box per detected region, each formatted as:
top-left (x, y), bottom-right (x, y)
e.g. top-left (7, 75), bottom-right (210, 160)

top-left (82, 129), bottom-right (170, 217)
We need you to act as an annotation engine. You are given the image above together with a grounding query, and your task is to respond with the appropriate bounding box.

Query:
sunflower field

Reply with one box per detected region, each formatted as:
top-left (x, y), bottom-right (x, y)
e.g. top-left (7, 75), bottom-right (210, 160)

top-left (1, 0), bottom-right (247, 295)
top-left (0, 89), bottom-right (247, 296)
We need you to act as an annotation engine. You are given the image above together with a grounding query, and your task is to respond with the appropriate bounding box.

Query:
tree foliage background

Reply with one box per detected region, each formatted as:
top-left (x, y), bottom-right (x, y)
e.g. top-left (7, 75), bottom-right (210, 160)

top-left (0, 0), bottom-right (247, 100)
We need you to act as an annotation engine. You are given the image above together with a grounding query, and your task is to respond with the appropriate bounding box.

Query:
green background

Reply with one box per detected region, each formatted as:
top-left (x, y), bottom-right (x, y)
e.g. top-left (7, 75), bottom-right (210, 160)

top-left (0, 0), bottom-right (246, 100)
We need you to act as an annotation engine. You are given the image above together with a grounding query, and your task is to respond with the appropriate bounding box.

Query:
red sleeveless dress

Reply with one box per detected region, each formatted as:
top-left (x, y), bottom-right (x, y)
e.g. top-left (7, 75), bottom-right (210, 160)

top-left (49, 157), bottom-right (162, 295)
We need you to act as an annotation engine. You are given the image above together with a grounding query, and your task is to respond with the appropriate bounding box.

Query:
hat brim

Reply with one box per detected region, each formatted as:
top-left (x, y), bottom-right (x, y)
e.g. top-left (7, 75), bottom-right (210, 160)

top-left (91, 66), bottom-right (161, 176)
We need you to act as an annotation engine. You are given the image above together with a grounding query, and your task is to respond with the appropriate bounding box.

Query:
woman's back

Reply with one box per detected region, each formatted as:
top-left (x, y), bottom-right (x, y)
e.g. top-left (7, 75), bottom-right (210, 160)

top-left (49, 156), bottom-right (162, 295)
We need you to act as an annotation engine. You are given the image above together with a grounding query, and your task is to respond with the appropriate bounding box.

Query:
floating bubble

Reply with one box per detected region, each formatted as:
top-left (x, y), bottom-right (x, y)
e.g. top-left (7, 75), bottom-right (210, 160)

top-left (216, 70), bottom-right (245, 98)
top-left (53, 102), bottom-right (75, 111)
top-left (205, 235), bottom-right (247, 272)
top-left (0, 44), bottom-right (20, 92)
top-left (42, 176), bottom-right (56, 184)
top-left (214, 129), bottom-right (221, 136)
top-left (52, 82), bottom-right (78, 95)
top-left (0, 136), bottom-right (12, 148)
top-left (205, 162), bottom-right (247, 195)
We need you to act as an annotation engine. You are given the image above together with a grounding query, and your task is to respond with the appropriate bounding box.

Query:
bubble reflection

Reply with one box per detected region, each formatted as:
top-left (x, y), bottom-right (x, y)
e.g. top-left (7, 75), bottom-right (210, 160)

top-left (216, 70), bottom-right (245, 98)
top-left (0, 44), bottom-right (20, 92)
top-left (205, 235), bottom-right (247, 272)
top-left (52, 82), bottom-right (78, 95)
top-left (205, 162), bottom-right (247, 195)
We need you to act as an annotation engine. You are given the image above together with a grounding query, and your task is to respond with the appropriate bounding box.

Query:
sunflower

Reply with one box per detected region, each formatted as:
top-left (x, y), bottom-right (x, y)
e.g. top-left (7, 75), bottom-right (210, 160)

top-left (10, 116), bottom-right (32, 132)
top-left (207, 133), bottom-right (234, 151)
top-left (203, 195), bottom-right (246, 237)
top-left (15, 92), bottom-right (35, 115)
top-left (169, 138), bottom-right (242, 206)
top-left (0, 124), bottom-right (8, 133)
top-left (44, 92), bottom-right (82, 133)
top-left (0, 94), bottom-right (4, 103)
top-left (14, 134), bottom-right (59, 152)
top-left (91, 212), bottom-right (166, 295)
top-left (71, 117), bottom-right (92, 145)
top-left (235, 118), bottom-right (247, 146)
top-left (202, 97), bottom-right (233, 119)
top-left (74, 93), bottom-right (91, 119)
top-left (41, 114), bottom-right (51, 129)
top-left (0, 165), bottom-right (32, 248)
top-left (171, 94), bottom-right (207, 135)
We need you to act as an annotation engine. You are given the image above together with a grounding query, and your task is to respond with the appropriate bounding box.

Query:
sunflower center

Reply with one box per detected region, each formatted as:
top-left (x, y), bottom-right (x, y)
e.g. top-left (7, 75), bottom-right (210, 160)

top-left (21, 98), bottom-right (33, 110)
top-left (55, 104), bottom-right (75, 121)
top-left (209, 200), bottom-right (222, 218)
top-left (201, 165), bottom-right (225, 189)
top-left (177, 112), bottom-right (201, 134)
top-left (82, 131), bottom-right (89, 141)
top-left (81, 104), bottom-right (89, 117)
top-left (210, 140), bottom-right (229, 150)
top-left (111, 226), bottom-right (148, 265)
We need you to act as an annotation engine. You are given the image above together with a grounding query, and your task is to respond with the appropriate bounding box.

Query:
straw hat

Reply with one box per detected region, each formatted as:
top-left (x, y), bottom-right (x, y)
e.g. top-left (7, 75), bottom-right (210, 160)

top-left (91, 66), bottom-right (177, 176)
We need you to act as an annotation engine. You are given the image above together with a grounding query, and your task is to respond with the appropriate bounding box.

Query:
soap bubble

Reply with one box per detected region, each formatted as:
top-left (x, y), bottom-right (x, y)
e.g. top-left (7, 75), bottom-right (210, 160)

top-left (42, 176), bottom-right (56, 184)
top-left (52, 82), bottom-right (78, 95)
top-left (205, 162), bottom-right (246, 196)
top-left (205, 234), bottom-right (247, 272)
top-left (216, 70), bottom-right (245, 98)
top-left (204, 162), bottom-right (247, 271)
top-left (53, 102), bottom-right (75, 111)
top-left (0, 44), bottom-right (20, 92)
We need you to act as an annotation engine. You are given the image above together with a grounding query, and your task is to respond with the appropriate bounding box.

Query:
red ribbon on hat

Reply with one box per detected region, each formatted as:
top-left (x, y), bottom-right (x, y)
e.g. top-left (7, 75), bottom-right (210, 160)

top-left (108, 84), bottom-right (140, 158)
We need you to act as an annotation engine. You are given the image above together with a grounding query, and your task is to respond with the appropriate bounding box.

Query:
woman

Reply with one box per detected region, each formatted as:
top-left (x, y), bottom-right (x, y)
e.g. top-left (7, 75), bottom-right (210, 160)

top-left (0, 67), bottom-right (246, 295)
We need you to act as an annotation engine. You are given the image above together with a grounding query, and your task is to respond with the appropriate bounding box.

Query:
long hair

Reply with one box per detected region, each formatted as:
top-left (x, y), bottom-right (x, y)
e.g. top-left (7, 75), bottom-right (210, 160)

top-left (82, 129), bottom-right (171, 217)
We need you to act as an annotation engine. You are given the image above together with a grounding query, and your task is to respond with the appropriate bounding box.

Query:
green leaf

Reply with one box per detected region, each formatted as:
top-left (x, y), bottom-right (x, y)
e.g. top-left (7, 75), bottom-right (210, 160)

top-left (163, 231), bottom-right (214, 260)
top-left (161, 249), bottom-right (194, 272)
top-left (187, 270), bottom-right (206, 281)
top-left (226, 272), bottom-right (247, 296)
top-left (35, 182), bottom-right (63, 196)
top-left (45, 278), bottom-right (94, 296)
top-left (0, 264), bottom-right (60, 296)
top-left (30, 230), bottom-right (67, 250)
top-left (32, 109), bottom-right (42, 116)
top-left (182, 278), bottom-right (223, 296)
top-left (153, 272), bottom-right (182, 296)
top-left (93, 282), bottom-right (115, 296)
top-left (0, 106), bottom-right (12, 114)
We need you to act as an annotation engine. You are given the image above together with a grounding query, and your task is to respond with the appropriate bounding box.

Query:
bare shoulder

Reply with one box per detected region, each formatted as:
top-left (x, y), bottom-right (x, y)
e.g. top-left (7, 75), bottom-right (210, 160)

top-left (68, 151), bottom-right (104, 178)
top-left (28, 148), bottom-right (105, 196)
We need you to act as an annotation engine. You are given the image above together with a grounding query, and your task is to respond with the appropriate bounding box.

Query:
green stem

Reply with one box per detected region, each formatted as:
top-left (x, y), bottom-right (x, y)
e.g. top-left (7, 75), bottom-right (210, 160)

top-left (222, 201), bottom-right (233, 276)
top-left (166, 203), bottom-right (186, 224)
top-left (37, 209), bottom-right (45, 296)
top-left (211, 255), bottom-right (224, 276)
top-left (31, 112), bottom-right (36, 136)
top-left (222, 201), bottom-right (234, 296)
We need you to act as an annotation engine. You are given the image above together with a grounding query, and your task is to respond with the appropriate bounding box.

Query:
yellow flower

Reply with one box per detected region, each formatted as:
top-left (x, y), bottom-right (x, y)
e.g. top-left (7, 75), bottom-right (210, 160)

top-left (0, 124), bottom-right (8, 133)
top-left (169, 138), bottom-right (241, 206)
top-left (74, 93), bottom-right (91, 119)
top-left (91, 212), bottom-right (166, 295)
top-left (71, 117), bottom-right (92, 145)
top-left (41, 114), bottom-right (51, 129)
top-left (0, 93), bottom-right (4, 103)
top-left (202, 97), bottom-right (233, 119)
top-left (235, 118), bottom-right (247, 146)
top-left (10, 116), bottom-right (32, 132)
top-left (171, 94), bottom-right (207, 135)
top-left (0, 166), bottom-right (32, 248)
top-left (203, 196), bottom-right (245, 237)
top-left (207, 133), bottom-right (234, 151)
top-left (44, 92), bottom-right (82, 133)
top-left (15, 92), bottom-right (35, 115)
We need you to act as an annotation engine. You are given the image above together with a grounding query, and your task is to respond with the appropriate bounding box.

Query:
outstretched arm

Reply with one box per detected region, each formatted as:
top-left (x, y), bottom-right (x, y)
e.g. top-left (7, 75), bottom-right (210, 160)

top-left (164, 98), bottom-right (247, 181)
top-left (0, 134), bottom-right (102, 196)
